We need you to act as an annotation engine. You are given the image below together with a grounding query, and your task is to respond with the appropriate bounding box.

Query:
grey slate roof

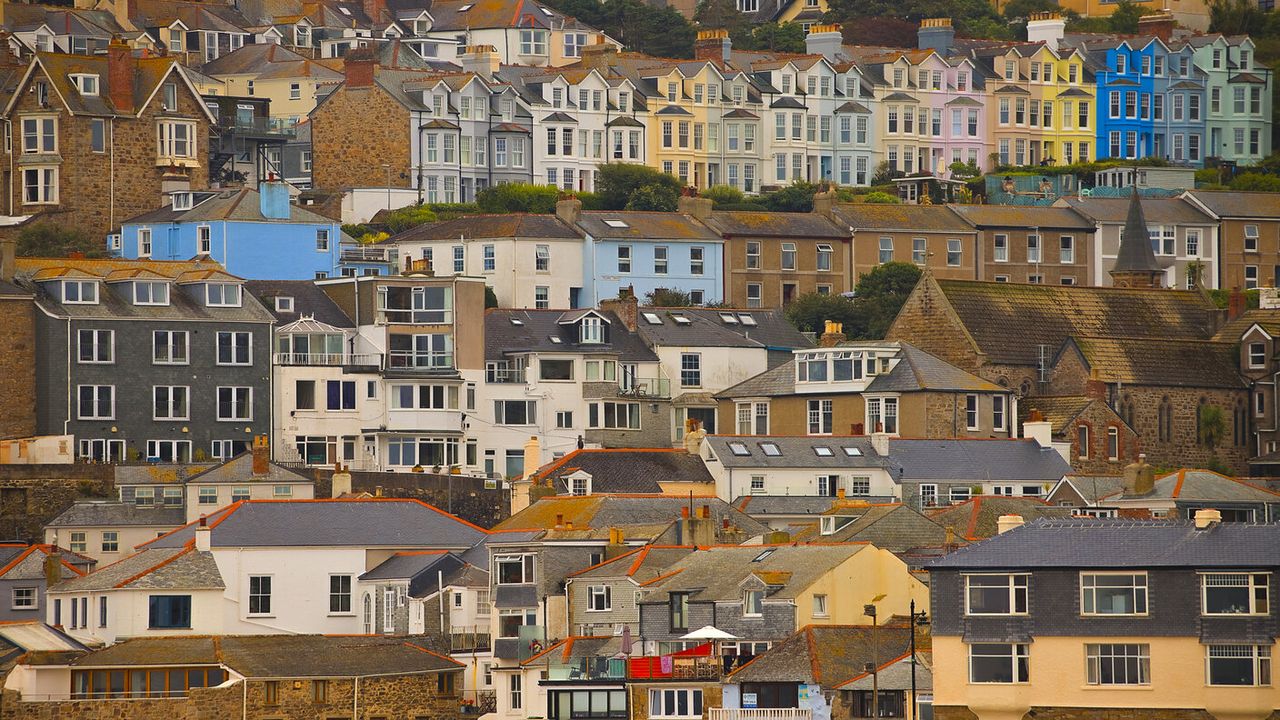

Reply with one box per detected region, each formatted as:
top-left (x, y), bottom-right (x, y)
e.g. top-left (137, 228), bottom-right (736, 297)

top-left (528, 448), bottom-right (714, 493)
top-left (707, 435), bottom-right (893, 470)
top-left (570, 546), bottom-right (695, 581)
top-left (636, 307), bottom-right (810, 350)
top-left (727, 624), bottom-right (912, 689)
top-left (46, 502), bottom-right (185, 529)
top-left (121, 187), bottom-right (341, 226)
top-left (822, 503), bottom-right (956, 552)
top-left (52, 547), bottom-right (224, 592)
top-left (641, 544), bottom-right (866, 603)
top-left (1102, 469), bottom-right (1280, 503)
top-left (147, 499), bottom-right (486, 549)
top-left (393, 214), bottom-right (578, 242)
top-left (575, 212), bottom-right (719, 241)
top-left (928, 517), bottom-right (1280, 569)
top-left (890, 438), bottom-right (1071, 482)
top-left (359, 551), bottom-right (455, 581)
top-left (243, 279), bottom-right (354, 326)
top-left (839, 653), bottom-right (932, 691)
top-left (485, 308), bottom-right (658, 362)
top-left (184, 452), bottom-right (313, 485)
top-left (734, 495), bottom-right (854, 516)
top-left (1055, 475), bottom-right (1126, 504)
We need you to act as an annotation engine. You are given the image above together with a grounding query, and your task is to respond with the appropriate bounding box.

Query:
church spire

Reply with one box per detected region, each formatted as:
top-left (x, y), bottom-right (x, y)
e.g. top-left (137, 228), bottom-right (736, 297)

top-left (1109, 187), bottom-right (1164, 288)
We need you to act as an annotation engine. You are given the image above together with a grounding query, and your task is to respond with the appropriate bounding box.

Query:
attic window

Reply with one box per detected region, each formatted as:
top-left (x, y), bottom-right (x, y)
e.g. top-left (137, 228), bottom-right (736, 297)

top-left (603, 219), bottom-right (629, 229)
top-left (672, 314), bottom-right (691, 325)
top-left (842, 447), bottom-right (862, 457)
top-left (510, 318), bottom-right (524, 326)
top-left (549, 336), bottom-right (562, 344)
top-left (813, 446), bottom-right (833, 457)
top-left (759, 442), bottom-right (781, 457)
top-left (171, 192), bottom-right (193, 211)
top-left (752, 549), bottom-right (775, 562)
top-left (458, 3), bottom-right (473, 9)
top-left (719, 312), bottom-right (739, 324)
top-left (71, 74), bottom-right (99, 96)
top-left (643, 313), bottom-right (662, 325)
top-left (738, 314), bottom-right (757, 326)
top-left (274, 296), bottom-right (294, 313)
top-left (728, 442), bottom-right (750, 456)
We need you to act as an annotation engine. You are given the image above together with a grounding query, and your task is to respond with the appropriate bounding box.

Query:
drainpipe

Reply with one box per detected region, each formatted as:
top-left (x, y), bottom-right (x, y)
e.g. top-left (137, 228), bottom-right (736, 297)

top-left (109, 118), bottom-right (115, 232)
top-left (5, 119), bottom-right (12, 215)
top-left (417, 118), bottom-right (426, 204)
top-left (63, 317), bottom-right (71, 436)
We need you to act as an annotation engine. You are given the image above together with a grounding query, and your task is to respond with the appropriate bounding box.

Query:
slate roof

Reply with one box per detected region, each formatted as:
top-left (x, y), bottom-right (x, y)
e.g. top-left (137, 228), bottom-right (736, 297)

top-left (1065, 336), bottom-right (1244, 388)
top-left (950, 204), bottom-right (1094, 230)
top-left (30, 52), bottom-right (197, 117)
top-left (146, 499), bottom-right (486, 549)
top-left (734, 495), bottom-right (854, 515)
top-left (184, 452), bottom-right (314, 484)
top-left (1017, 395), bottom-right (1096, 434)
top-left (1188, 190), bottom-right (1280, 218)
top-left (927, 497), bottom-right (1074, 540)
top-left (0, 545), bottom-right (94, 581)
top-left (707, 435), bottom-right (891, 470)
top-left (1062, 195), bottom-right (1214, 225)
top-left (928, 516), bottom-right (1280, 569)
top-left (727, 624), bottom-right (912, 688)
top-left (1101, 469), bottom-right (1280, 503)
top-left (52, 546), bottom-right (223, 592)
top-left (200, 42), bottom-right (343, 82)
top-left (569, 545), bottom-right (695, 581)
top-left (1213, 309), bottom-right (1280, 343)
top-left (641, 544), bottom-right (866, 603)
top-left (832, 204), bottom-right (973, 233)
top-left (575, 212), bottom-right (718, 241)
top-left (494, 495), bottom-right (770, 538)
top-left (359, 550), bottom-right (455, 581)
top-left (114, 463), bottom-right (214, 486)
top-left (62, 635), bottom-right (461, 676)
top-left (821, 503), bottom-right (956, 552)
top-left (394, 214), bottom-right (578, 242)
top-left (636, 308), bottom-right (810, 350)
top-left (1054, 475), bottom-right (1127, 504)
top-left (838, 652), bottom-right (932, 691)
top-left (926, 278), bottom-right (1220, 366)
top-left (46, 502), bottom-right (185, 529)
top-left (526, 448), bottom-right (714, 493)
top-left (703, 212), bottom-right (848, 238)
top-left (243, 279), bottom-right (354, 326)
top-left (122, 187), bottom-right (341, 226)
top-left (484, 309), bottom-right (658, 362)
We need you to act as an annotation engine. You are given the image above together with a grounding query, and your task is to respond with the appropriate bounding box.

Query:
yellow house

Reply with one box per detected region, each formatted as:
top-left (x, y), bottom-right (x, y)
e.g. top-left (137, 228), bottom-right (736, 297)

top-left (642, 58), bottom-right (739, 189)
top-left (199, 42), bottom-right (344, 122)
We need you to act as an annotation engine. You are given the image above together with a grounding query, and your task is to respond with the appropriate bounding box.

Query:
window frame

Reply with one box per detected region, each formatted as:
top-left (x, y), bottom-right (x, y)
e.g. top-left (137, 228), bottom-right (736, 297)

top-left (964, 573), bottom-right (1029, 616)
top-left (1080, 572), bottom-right (1149, 616)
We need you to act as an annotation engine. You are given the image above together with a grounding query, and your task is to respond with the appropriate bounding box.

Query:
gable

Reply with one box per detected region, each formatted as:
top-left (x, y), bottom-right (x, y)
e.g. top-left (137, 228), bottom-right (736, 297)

top-left (884, 275), bottom-right (985, 372)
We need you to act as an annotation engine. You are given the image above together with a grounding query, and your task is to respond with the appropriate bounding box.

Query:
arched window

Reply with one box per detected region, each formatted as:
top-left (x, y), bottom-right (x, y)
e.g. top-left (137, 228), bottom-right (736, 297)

top-left (1077, 424), bottom-right (1090, 460)
top-left (1120, 395), bottom-right (1135, 429)
top-left (1158, 396), bottom-right (1173, 443)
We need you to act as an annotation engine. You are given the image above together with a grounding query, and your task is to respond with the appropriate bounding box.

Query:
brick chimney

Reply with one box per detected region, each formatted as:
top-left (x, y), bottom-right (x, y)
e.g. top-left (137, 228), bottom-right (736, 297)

top-left (251, 435), bottom-right (269, 475)
top-left (580, 41), bottom-right (619, 71)
top-left (195, 515), bottom-right (211, 551)
top-left (693, 29), bottom-right (730, 65)
top-left (677, 194), bottom-right (712, 220)
top-left (0, 235), bottom-right (15, 282)
top-left (556, 196), bottom-right (582, 227)
top-left (43, 546), bottom-right (62, 588)
top-left (459, 45), bottom-right (501, 80)
top-left (1137, 12), bottom-right (1175, 43)
top-left (107, 38), bottom-right (135, 113)
top-left (1084, 369), bottom-right (1108, 400)
top-left (362, 0), bottom-right (386, 26)
top-left (1228, 286), bottom-right (1246, 321)
top-left (343, 47), bottom-right (378, 88)
top-left (600, 286), bottom-right (638, 332)
top-left (818, 320), bottom-right (846, 347)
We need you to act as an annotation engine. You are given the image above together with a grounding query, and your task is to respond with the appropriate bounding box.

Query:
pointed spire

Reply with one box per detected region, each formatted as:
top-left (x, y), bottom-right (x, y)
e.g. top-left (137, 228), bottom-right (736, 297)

top-left (1110, 187), bottom-right (1163, 288)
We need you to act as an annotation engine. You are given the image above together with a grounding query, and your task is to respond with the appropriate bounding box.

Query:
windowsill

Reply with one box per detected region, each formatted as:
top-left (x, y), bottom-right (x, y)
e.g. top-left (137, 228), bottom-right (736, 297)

top-left (328, 612), bottom-right (357, 617)
top-left (10, 606), bottom-right (35, 611)
top-left (247, 614), bottom-right (275, 619)
top-left (150, 626), bottom-right (192, 630)
top-left (585, 609), bottom-right (612, 613)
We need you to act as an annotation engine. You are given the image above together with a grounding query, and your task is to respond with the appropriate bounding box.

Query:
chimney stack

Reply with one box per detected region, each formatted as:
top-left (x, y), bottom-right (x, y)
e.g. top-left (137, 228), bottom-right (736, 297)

top-left (0, 235), bottom-right (15, 283)
top-left (1137, 12), bottom-right (1175, 42)
top-left (996, 514), bottom-right (1025, 534)
top-left (1228, 286), bottom-right (1246, 321)
top-left (259, 180), bottom-right (291, 219)
top-left (1084, 369), bottom-right (1108, 401)
top-left (458, 44), bottom-right (501, 79)
top-left (917, 18), bottom-right (954, 55)
top-left (555, 196), bottom-right (582, 227)
top-left (870, 432), bottom-right (890, 457)
top-left (677, 193), bottom-right (712, 220)
top-left (331, 463), bottom-right (353, 498)
top-left (251, 435), bottom-right (269, 475)
top-left (43, 547), bottom-right (62, 588)
top-left (1025, 12), bottom-right (1065, 51)
top-left (580, 41), bottom-right (619, 71)
top-left (600, 287), bottom-right (638, 332)
top-left (813, 185), bottom-right (836, 219)
top-left (693, 29), bottom-right (731, 65)
top-left (682, 418), bottom-right (706, 454)
top-left (805, 24), bottom-right (844, 62)
top-left (1194, 508), bottom-right (1223, 530)
top-left (1022, 409), bottom-right (1053, 448)
top-left (195, 515), bottom-right (212, 551)
top-left (818, 320), bottom-right (846, 347)
top-left (1122, 453), bottom-right (1155, 496)
top-left (107, 38), bottom-right (135, 114)
top-left (343, 47), bottom-right (377, 88)
top-left (522, 436), bottom-right (542, 482)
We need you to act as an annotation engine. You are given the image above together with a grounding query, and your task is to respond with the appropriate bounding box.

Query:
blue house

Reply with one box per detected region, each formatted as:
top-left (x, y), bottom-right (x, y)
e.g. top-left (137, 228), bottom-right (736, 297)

top-left (571, 209), bottom-right (724, 307)
top-left (113, 182), bottom-right (394, 279)
top-left (1090, 37), bottom-right (1207, 166)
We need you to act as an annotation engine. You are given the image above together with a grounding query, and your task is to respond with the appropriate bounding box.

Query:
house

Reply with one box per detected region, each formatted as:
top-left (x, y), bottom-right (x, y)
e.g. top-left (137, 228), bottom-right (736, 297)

top-left (1185, 190), bottom-right (1280, 291)
top-left (494, 635), bottom-right (632, 720)
top-left (115, 183), bottom-right (371, 280)
top-left (0, 243), bottom-right (36, 442)
top-left (834, 651), bottom-right (933, 720)
top-left (926, 496), bottom-right (1073, 540)
top-left (814, 501), bottom-right (958, 558)
top-left (44, 503), bottom-right (184, 564)
top-left (1018, 396), bottom-right (1137, 474)
top-left (1186, 33), bottom-right (1272, 165)
top-left (949, 205), bottom-right (1096, 285)
top-left (198, 94), bottom-right (304, 188)
top-left (3, 634), bottom-right (464, 717)
top-left (517, 447), bottom-right (716, 502)
top-left (13, 257), bottom-right (274, 464)
top-left (564, 544), bottom-right (695, 636)
top-left (1231, 305), bottom-right (1280, 459)
top-left (198, 42), bottom-right (344, 124)
top-left (0, 544), bottom-right (93, 622)
top-left (1055, 463), bottom-right (1280, 521)
top-left (828, 204), bottom-right (979, 282)
top-left (715, 339), bottom-right (1017, 440)
top-left (0, 42), bottom-right (213, 239)
top-left (927, 514), bottom-right (1280, 720)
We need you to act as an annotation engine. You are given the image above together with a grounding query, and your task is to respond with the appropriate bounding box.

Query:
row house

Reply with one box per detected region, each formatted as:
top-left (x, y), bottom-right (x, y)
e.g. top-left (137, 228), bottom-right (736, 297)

top-left (1187, 33), bottom-right (1272, 164)
top-left (1184, 190), bottom-right (1280, 291)
top-left (950, 204), bottom-right (1097, 285)
top-left (1061, 194), bottom-right (1219, 288)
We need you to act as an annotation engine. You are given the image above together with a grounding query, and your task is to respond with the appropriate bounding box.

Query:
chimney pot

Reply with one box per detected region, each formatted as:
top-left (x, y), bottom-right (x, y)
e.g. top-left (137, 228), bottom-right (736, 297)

top-left (681, 506), bottom-right (690, 518)
top-left (1194, 508), bottom-right (1223, 529)
top-left (251, 435), bottom-right (269, 475)
top-left (996, 514), bottom-right (1025, 534)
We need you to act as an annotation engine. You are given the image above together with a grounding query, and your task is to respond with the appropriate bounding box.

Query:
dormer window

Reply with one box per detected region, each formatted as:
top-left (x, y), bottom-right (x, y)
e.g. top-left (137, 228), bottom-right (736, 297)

top-left (206, 283), bottom-right (241, 307)
top-left (797, 353), bottom-right (828, 382)
top-left (569, 475), bottom-right (590, 495)
top-left (275, 296), bottom-right (294, 313)
top-left (820, 515), bottom-right (857, 535)
top-left (62, 280), bottom-right (98, 304)
top-left (71, 74), bottom-right (99, 96)
top-left (580, 316), bottom-right (603, 344)
top-left (134, 281), bottom-right (170, 306)
top-left (743, 589), bottom-right (764, 616)
top-left (171, 192), bottom-right (193, 211)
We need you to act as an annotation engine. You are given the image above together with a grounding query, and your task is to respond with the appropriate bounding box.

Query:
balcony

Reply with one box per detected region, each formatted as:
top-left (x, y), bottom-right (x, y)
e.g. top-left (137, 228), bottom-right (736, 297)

top-left (450, 631), bottom-right (492, 653)
top-left (341, 243), bottom-right (397, 264)
top-left (219, 115), bottom-right (298, 139)
top-left (627, 655), bottom-right (722, 680)
top-left (618, 377), bottom-right (671, 399)
top-left (273, 352), bottom-right (382, 368)
top-left (486, 367), bottom-right (526, 384)
top-left (387, 352), bottom-right (455, 372)
top-left (710, 710), bottom-right (813, 720)
top-left (378, 309), bottom-right (452, 325)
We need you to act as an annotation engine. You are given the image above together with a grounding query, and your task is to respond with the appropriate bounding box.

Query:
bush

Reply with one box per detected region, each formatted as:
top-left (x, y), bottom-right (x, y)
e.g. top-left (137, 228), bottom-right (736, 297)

top-left (597, 164), bottom-right (683, 210)
top-left (476, 183), bottom-right (562, 214)
top-left (17, 223), bottom-right (105, 258)
top-left (702, 184), bottom-right (745, 208)
top-left (382, 204), bottom-right (439, 233)
top-left (1230, 172), bottom-right (1280, 192)
top-left (625, 183), bottom-right (679, 211)
top-left (759, 181), bottom-right (818, 213)
top-left (862, 191), bottom-right (899, 204)
top-left (644, 288), bottom-right (692, 306)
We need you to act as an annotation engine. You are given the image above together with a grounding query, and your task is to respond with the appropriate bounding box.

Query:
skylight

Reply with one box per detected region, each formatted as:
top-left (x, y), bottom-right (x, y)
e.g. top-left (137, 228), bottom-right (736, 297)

top-left (643, 313), bottom-right (662, 325)
top-left (760, 442), bottom-right (781, 457)
top-left (549, 336), bottom-right (562, 343)
top-left (603, 219), bottom-right (629, 228)
top-left (672, 314), bottom-right (691, 325)
top-left (458, 3), bottom-right (473, 9)
top-left (752, 549), bottom-right (776, 562)
top-left (539, 6), bottom-right (554, 15)
top-left (719, 312), bottom-right (739, 324)
top-left (338, 6), bottom-right (351, 14)
top-left (738, 314), bottom-right (757, 326)
top-left (842, 447), bottom-right (862, 456)
top-left (728, 442), bottom-right (750, 456)
top-left (814, 446), bottom-right (833, 457)
top-left (510, 318), bottom-right (524, 326)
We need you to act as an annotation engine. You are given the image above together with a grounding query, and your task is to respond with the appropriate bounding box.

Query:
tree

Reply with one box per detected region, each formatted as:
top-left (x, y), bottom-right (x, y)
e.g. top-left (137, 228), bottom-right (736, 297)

top-left (694, 0), bottom-right (750, 36)
top-left (784, 292), bottom-right (863, 334)
top-left (542, 0), bottom-right (697, 57)
top-left (851, 262), bottom-right (923, 338)
top-left (16, 223), bottom-right (105, 258)
top-left (1001, 0), bottom-right (1061, 21)
top-left (644, 287), bottom-right (693, 306)
top-left (862, 191), bottom-right (900, 204)
top-left (1231, 173), bottom-right (1280, 192)
top-left (760, 181), bottom-right (819, 212)
top-left (740, 22), bottom-right (807, 53)
top-left (626, 183), bottom-right (679, 211)
top-left (1199, 403), bottom-right (1227, 453)
top-left (596, 163), bottom-right (683, 210)
top-left (485, 286), bottom-right (499, 309)
top-left (1208, 0), bottom-right (1266, 35)
top-left (1104, 0), bottom-right (1152, 33)
top-left (477, 183), bottom-right (562, 214)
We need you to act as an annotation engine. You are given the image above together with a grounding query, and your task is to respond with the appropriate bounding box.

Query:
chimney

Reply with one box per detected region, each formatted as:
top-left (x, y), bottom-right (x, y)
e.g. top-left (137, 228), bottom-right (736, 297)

top-left (1137, 12), bottom-right (1175, 43)
top-left (600, 287), bottom-right (638, 332)
top-left (580, 41), bottom-right (619, 71)
top-left (555, 196), bottom-right (582, 227)
top-left (943, 525), bottom-right (956, 547)
top-left (693, 29), bottom-right (731, 65)
top-left (996, 514), bottom-right (1025, 534)
top-left (1228, 286), bottom-right (1246, 321)
top-left (458, 45), bottom-right (501, 79)
top-left (343, 47), bottom-right (377, 88)
top-left (0, 235), bottom-right (15, 282)
top-left (522, 436), bottom-right (542, 482)
top-left (818, 320), bottom-right (846, 347)
top-left (362, 0), bottom-right (386, 27)
top-left (1194, 508), bottom-right (1223, 530)
top-left (1025, 12), bottom-right (1065, 52)
top-left (1084, 369), bottom-right (1107, 401)
top-left (1122, 453), bottom-right (1155, 496)
top-left (565, 520), bottom-right (575, 530)
top-left (765, 530), bottom-right (790, 543)
top-left (917, 18), bottom-right (954, 55)
top-left (681, 505), bottom-right (715, 546)
top-left (107, 38), bottom-right (135, 114)
top-left (870, 432), bottom-right (890, 457)
top-left (805, 24), bottom-right (844, 62)
top-left (43, 547), bottom-right (62, 588)
top-left (259, 181), bottom-right (291, 220)
top-left (195, 515), bottom-right (212, 551)
top-left (813, 185), bottom-right (836, 219)
top-left (251, 435), bottom-right (269, 475)
top-left (1022, 409), bottom-right (1053, 448)
top-left (331, 463), bottom-right (353, 498)
top-left (683, 418), bottom-right (706, 454)
top-left (677, 194), bottom-right (712, 220)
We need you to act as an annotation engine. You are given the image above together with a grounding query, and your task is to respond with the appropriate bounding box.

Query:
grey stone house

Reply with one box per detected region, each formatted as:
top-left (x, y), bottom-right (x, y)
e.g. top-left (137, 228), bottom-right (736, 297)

top-left (0, 545), bottom-right (94, 623)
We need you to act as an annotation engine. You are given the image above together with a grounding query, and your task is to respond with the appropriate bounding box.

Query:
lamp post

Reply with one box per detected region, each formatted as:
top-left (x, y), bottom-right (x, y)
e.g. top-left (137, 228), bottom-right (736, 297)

top-left (909, 599), bottom-right (930, 720)
top-left (864, 603), bottom-right (878, 720)
top-left (382, 162), bottom-right (392, 210)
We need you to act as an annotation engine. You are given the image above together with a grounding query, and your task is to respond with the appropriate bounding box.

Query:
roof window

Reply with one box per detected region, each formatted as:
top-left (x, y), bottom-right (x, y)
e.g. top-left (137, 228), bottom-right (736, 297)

top-left (760, 442), bottom-right (781, 457)
top-left (642, 312), bottom-right (662, 325)
top-left (728, 442), bottom-right (750, 456)
top-left (719, 312), bottom-right (739, 324)
top-left (510, 318), bottom-right (524, 326)
top-left (738, 314), bottom-right (757, 326)
top-left (842, 446), bottom-right (862, 456)
top-left (603, 219), bottom-right (629, 228)
top-left (814, 446), bottom-right (833, 457)
top-left (672, 314), bottom-right (691, 325)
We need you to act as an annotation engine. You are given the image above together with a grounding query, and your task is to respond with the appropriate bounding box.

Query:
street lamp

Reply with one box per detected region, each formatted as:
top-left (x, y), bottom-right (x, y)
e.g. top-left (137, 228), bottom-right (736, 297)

top-left (909, 599), bottom-right (930, 720)
top-left (381, 162), bottom-right (392, 211)
top-left (864, 599), bottom-right (883, 719)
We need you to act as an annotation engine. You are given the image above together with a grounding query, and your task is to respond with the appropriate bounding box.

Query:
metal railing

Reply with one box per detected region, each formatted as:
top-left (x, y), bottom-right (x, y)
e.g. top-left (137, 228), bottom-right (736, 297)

top-left (220, 116), bottom-right (299, 137)
top-left (273, 352), bottom-right (382, 367)
top-left (486, 368), bottom-right (526, 383)
top-left (387, 351), bottom-right (454, 370)
top-left (709, 710), bottom-right (813, 720)
top-left (619, 377), bottom-right (671, 398)
top-left (450, 632), bottom-right (492, 652)
top-left (340, 244), bottom-right (397, 263)
top-left (377, 309), bottom-right (452, 324)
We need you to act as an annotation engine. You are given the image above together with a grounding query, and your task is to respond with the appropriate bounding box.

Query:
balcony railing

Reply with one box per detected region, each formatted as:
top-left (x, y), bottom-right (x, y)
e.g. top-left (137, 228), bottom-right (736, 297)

top-left (627, 656), bottom-right (721, 680)
top-left (378, 309), bottom-right (452, 324)
top-left (273, 352), bottom-right (382, 367)
top-left (220, 116), bottom-right (298, 137)
top-left (387, 351), bottom-right (454, 370)
top-left (450, 632), bottom-right (492, 652)
top-left (619, 377), bottom-right (671, 398)
top-left (341, 244), bottom-right (397, 264)
top-left (486, 368), bottom-right (526, 383)
top-left (710, 710), bottom-right (813, 720)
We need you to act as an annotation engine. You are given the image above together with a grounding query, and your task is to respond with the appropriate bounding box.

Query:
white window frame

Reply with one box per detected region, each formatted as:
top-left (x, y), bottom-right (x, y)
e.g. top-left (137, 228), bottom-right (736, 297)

top-left (965, 573), bottom-right (1029, 616)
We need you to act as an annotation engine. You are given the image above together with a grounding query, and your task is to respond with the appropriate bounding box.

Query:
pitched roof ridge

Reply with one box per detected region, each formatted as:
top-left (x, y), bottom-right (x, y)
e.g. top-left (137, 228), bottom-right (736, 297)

top-left (0, 546), bottom-right (38, 579)
top-left (833, 649), bottom-right (914, 688)
top-left (403, 640), bottom-right (466, 665)
top-left (566, 546), bottom-right (643, 577)
top-left (114, 545), bottom-right (194, 589)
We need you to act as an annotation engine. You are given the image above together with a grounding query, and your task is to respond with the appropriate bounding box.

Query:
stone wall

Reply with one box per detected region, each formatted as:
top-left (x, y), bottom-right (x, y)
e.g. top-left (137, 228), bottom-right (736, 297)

top-left (885, 278), bottom-right (985, 373)
top-left (0, 296), bottom-right (36, 440)
top-left (1060, 400), bottom-right (1139, 475)
top-left (310, 79), bottom-right (411, 192)
top-left (0, 464), bottom-right (114, 543)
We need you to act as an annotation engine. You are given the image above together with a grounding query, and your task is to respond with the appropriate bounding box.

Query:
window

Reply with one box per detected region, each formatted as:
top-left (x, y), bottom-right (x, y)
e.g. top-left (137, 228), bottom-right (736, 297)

top-left (965, 394), bottom-right (979, 430)
top-left (966, 574), bottom-right (1028, 615)
top-left (153, 386), bottom-right (189, 420)
top-left (993, 234), bottom-right (1008, 262)
top-left (746, 283), bottom-right (762, 307)
top-left (1245, 224), bottom-right (1260, 252)
top-left (947, 239), bottom-right (962, 267)
top-left (217, 387), bottom-right (252, 421)
top-left (519, 28), bottom-right (547, 55)
top-left (509, 675), bottom-right (523, 710)
top-left (743, 589), bottom-right (763, 616)
top-left (807, 399), bottom-right (833, 435)
top-left (216, 331), bottom-right (251, 365)
top-left (248, 575), bottom-right (272, 615)
top-left (746, 242), bottom-right (761, 269)
top-left (157, 121), bottom-right (195, 159)
top-left (912, 238), bottom-right (926, 265)
top-left (1107, 426), bottom-right (1119, 460)
top-left (1086, 644), bottom-right (1150, 685)
top-left (22, 167), bottom-right (57, 204)
top-left (70, 531), bottom-right (87, 552)
top-left (816, 244), bottom-right (832, 271)
top-left (1208, 645), bottom-right (1271, 686)
top-left (21, 116), bottom-right (55, 153)
top-left (690, 247), bottom-right (704, 276)
top-left (78, 329), bottom-right (113, 364)
top-left (134, 281), bottom-right (169, 306)
top-left (494, 400), bottom-right (537, 425)
top-left (90, 118), bottom-right (105, 153)
top-left (654, 246), bottom-right (668, 274)
top-left (969, 643), bottom-right (1030, 683)
top-left (1081, 573), bottom-right (1148, 615)
top-left (535, 245), bottom-right (550, 272)
top-left (495, 554), bottom-right (535, 584)
top-left (1203, 573), bottom-right (1269, 615)
top-left (151, 330), bottom-right (189, 365)
top-left (992, 395), bottom-right (1006, 431)
top-left (11, 587), bottom-right (34, 610)
top-left (330, 575), bottom-right (352, 614)
top-left (617, 246), bottom-right (631, 273)
top-left (590, 401), bottom-right (640, 430)
top-left (812, 594), bottom-right (828, 617)
top-left (680, 353), bottom-right (701, 388)
top-left (650, 689), bottom-right (703, 718)
top-left (1027, 234), bottom-right (1041, 263)
top-left (326, 380), bottom-right (356, 410)
top-left (264, 681), bottom-right (279, 706)
top-left (101, 531), bottom-right (118, 553)
top-left (198, 486), bottom-right (218, 505)
top-left (781, 242), bottom-right (796, 270)
top-left (77, 385), bottom-right (114, 420)
top-left (148, 595), bottom-right (191, 629)
top-left (540, 359), bottom-right (573, 381)
top-left (588, 585), bottom-right (611, 611)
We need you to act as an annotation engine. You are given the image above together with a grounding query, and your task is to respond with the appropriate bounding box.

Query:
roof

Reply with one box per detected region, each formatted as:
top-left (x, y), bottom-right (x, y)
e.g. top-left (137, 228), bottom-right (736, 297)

top-left (821, 503), bottom-right (956, 553)
top-left (569, 545), bottom-right (695, 581)
top-left (703, 211), bottom-right (847, 238)
top-left (122, 187), bottom-right (340, 226)
top-left (726, 624), bottom-right (911, 688)
top-left (243, 279), bottom-right (354, 326)
top-left (485, 308), bottom-right (658, 362)
top-left (1213, 308), bottom-right (1280, 343)
top-left (393, 214), bottom-right (578, 242)
top-left (0, 545), bottom-right (93, 581)
top-left (949, 204), bottom-right (1094, 230)
top-left (635, 307), bottom-right (811, 351)
top-left (1113, 188), bottom-right (1163, 275)
top-left (494, 495), bottom-right (769, 538)
top-left (29, 51), bottom-right (196, 117)
top-left (184, 452), bottom-right (314, 484)
top-left (1102, 469), bottom-right (1280, 503)
top-left (46, 502), bottom-right (186, 529)
top-left (1065, 336), bottom-right (1244, 388)
top-left (200, 42), bottom-right (343, 81)
top-left (832, 204), bottom-right (973, 233)
top-left (1017, 395), bottom-right (1096, 434)
top-left (838, 652), bottom-right (932, 691)
top-left (52, 546), bottom-right (223, 592)
top-left (1188, 190), bottom-right (1280, 219)
top-left (1055, 475), bottom-right (1127, 504)
top-left (928, 516), bottom-right (1280, 569)
top-left (927, 497), bottom-right (1074, 541)
top-left (146, 499), bottom-right (487, 549)
top-left (706, 435), bottom-right (892, 470)
top-left (522, 636), bottom-right (622, 665)
top-left (1062, 195), bottom-right (1214, 226)
top-left (921, 277), bottom-right (1220, 366)
top-left (734, 495), bottom-right (854, 516)
top-left (527, 448), bottom-right (714, 493)
top-left (358, 550), bottom-right (457, 581)
top-left (60, 635), bottom-right (460, 677)
top-left (641, 544), bottom-right (867, 604)
top-left (575, 212), bottom-right (719, 241)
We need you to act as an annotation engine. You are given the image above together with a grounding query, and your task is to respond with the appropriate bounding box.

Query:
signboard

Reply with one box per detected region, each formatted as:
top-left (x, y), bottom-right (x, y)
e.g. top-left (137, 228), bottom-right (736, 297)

top-left (742, 694), bottom-right (757, 709)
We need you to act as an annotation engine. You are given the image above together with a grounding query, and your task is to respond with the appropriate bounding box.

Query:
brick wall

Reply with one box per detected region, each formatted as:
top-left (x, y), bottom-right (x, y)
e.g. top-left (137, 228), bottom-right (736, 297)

top-left (310, 80), bottom-right (411, 192)
top-left (885, 277), bottom-right (985, 373)
top-left (0, 296), bottom-right (36, 440)
top-left (1061, 401), bottom-right (1139, 475)
top-left (723, 236), bottom-right (852, 307)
